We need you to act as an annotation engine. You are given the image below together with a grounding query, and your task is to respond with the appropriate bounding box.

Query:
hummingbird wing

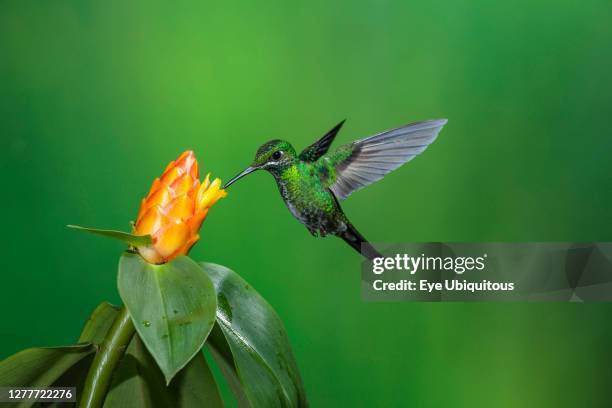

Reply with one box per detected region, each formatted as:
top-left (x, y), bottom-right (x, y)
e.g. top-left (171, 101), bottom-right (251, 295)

top-left (299, 120), bottom-right (345, 162)
top-left (326, 119), bottom-right (447, 200)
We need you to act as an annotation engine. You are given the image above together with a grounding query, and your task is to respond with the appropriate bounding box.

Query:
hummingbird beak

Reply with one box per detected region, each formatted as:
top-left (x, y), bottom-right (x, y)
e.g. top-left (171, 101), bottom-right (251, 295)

top-left (224, 166), bottom-right (258, 189)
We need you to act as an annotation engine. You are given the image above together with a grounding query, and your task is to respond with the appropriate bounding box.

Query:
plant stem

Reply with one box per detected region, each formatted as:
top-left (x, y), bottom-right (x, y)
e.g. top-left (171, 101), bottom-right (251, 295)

top-left (79, 306), bottom-right (135, 408)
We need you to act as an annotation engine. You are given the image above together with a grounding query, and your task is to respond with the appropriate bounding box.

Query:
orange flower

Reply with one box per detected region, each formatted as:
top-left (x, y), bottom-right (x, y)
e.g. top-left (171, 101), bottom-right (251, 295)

top-left (133, 150), bottom-right (226, 264)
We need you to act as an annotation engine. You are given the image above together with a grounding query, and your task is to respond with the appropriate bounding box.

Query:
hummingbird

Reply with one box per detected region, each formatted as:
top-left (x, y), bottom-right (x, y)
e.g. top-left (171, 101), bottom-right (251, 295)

top-left (224, 119), bottom-right (447, 260)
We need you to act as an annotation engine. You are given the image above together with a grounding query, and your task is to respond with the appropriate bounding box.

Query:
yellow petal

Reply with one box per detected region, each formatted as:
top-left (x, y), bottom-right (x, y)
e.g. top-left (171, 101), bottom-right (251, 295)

top-left (189, 160), bottom-right (199, 180)
top-left (169, 173), bottom-right (193, 198)
top-left (188, 208), bottom-right (208, 234)
top-left (166, 195), bottom-right (194, 222)
top-left (175, 150), bottom-right (197, 176)
top-left (145, 186), bottom-right (171, 211)
top-left (162, 160), bottom-right (175, 174)
top-left (171, 233), bottom-right (200, 260)
top-left (135, 205), bottom-right (165, 235)
top-left (196, 173), bottom-right (213, 204)
top-left (188, 179), bottom-right (200, 201)
top-left (160, 166), bottom-right (183, 187)
top-left (154, 221), bottom-right (190, 258)
top-left (146, 178), bottom-right (162, 197)
top-left (197, 178), bottom-right (227, 211)
top-left (175, 150), bottom-right (192, 164)
top-left (136, 198), bottom-right (148, 223)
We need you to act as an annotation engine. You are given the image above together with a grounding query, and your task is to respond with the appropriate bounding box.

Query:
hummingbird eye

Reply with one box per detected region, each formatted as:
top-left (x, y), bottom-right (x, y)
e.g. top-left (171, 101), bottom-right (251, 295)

top-left (271, 151), bottom-right (282, 161)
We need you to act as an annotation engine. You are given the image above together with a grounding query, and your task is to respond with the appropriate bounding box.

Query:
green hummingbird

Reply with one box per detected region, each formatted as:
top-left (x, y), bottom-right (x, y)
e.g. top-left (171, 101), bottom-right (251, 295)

top-left (224, 119), bottom-right (447, 259)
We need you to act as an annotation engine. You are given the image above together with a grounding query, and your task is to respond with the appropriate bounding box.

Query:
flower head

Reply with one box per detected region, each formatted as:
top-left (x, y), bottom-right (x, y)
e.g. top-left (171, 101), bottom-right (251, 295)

top-left (133, 150), bottom-right (226, 264)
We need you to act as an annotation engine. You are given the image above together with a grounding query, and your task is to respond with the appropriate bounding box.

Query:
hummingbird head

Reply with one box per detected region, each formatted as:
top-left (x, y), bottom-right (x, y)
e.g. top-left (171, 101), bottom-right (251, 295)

top-left (224, 140), bottom-right (296, 188)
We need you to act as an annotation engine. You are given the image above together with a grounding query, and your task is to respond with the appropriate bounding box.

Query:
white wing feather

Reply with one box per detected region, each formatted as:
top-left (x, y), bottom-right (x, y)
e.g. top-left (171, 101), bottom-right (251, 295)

top-left (330, 119), bottom-right (447, 200)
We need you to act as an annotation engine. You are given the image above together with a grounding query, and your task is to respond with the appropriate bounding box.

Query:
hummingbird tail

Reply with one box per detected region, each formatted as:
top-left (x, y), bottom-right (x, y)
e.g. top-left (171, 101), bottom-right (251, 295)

top-left (339, 223), bottom-right (383, 261)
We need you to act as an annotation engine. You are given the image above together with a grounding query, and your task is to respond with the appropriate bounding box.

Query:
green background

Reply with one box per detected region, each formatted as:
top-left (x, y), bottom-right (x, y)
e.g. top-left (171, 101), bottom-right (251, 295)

top-left (2, 1), bottom-right (612, 406)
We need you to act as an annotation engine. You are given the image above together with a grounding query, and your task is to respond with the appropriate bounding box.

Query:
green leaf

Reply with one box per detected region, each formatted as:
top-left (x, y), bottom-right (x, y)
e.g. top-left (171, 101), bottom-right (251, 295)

top-left (207, 324), bottom-right (252, 407)
top-left (0, 302), bottom-right (124, 407)
top-left (79, 302), bottom-right (121, 344)
top-left (104, 335), bottom-right (223, 407)
top-left (118, 252), bottom-right (217, 384)
top-left (202, 263), bottom-right (308, 408)
top-left (67, 225), bottom-right (152, 247)
top-left (49, 354), bottom-right (96, 407)
top-left (0, 345), bottom-right (94, 400)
